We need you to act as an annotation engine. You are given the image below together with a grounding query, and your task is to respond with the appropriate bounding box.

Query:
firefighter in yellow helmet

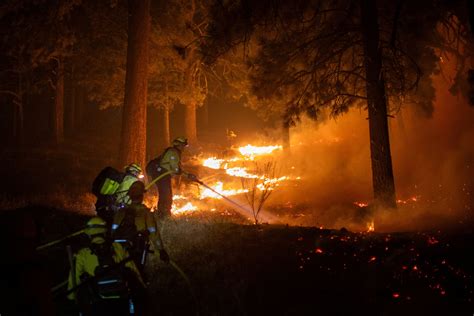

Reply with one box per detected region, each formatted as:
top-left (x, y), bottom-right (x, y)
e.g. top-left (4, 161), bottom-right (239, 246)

top-left (112, 181), bottom-right (170, 272)
top-left (145, 137), bottom-right (197, 218)
top-left (67, 217), bottom-right (145, 315)
top-left (115, 163), bottom-right (144, 208)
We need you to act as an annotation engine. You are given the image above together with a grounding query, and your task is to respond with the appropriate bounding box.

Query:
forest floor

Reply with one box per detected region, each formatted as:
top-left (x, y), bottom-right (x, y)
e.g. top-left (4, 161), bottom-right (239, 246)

top-left (1, 206), bottom-right (473, 316)
top-left (0, 138), bottom-right (473, 315)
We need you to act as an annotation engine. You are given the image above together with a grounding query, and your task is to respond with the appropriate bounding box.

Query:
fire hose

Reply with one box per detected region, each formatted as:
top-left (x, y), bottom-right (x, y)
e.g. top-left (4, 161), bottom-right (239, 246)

top-left (36, 229), bottom-right (85, 251)
top-left (193, 178), bottom-right (252, 215)
top-left (145, 170), bottom-right (173, 190)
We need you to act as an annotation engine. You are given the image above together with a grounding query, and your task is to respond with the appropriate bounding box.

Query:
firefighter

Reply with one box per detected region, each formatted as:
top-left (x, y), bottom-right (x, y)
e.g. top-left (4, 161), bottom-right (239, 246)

top-left (95, 163), bottom-right (143, 226)
top-left (115, 163), bottom-right (144, 208)
top-left (67, 216), bottom-right (145, 316)
top-left (112, 181), bottom-right (170, 273)
top-left (146, 137), bottom-right (197, 218)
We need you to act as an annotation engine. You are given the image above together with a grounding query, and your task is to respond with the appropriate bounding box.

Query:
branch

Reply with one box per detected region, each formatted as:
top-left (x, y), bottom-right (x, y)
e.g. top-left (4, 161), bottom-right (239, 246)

top-left (0, 90), bottom-right (19, 98)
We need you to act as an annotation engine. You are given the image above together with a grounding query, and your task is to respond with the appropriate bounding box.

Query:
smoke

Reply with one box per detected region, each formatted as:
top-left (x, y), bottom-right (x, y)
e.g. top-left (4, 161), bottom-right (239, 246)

top-left (265, 58), bottom-right (474, 232)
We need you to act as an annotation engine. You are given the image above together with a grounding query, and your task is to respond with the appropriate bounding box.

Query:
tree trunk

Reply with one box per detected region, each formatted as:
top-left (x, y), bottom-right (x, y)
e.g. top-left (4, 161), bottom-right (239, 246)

top-left (158, 107), bottom-right (170, 152)
top-left (119, 0), bottom-right (150, 168)
top-left (75, 85), bottom-right (84, 128)
top-left (282, 122), bottom-right (290, 151)
top-left (184, 100), bottom-right (198, 144)
top-left (69, 67), bottom-right (76, 132)
top-left (201, 98), bottom-right (209, 128)
top-left (53, 57), bottom-right (65, 144)
top-left (360, 0), bottom-right (397, 208)
top-left (12, 68), bottom-right (24, 145)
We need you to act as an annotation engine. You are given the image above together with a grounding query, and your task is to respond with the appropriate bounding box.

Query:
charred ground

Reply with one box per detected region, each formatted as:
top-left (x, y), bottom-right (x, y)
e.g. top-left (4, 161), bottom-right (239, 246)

top-left (1, 205), bottom-right (473, 316)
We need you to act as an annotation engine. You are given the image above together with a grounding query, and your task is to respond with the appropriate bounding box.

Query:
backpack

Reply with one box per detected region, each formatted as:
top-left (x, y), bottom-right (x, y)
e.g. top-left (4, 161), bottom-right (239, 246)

top-left (92, 243), bottom-right (129, 300)
top-left (92, 167), bottom-right (125, 197)
top-left (145, 147), bottom-right (173, 180)
top-left (114, 206), bottom-right (138, 242)
top-left (76, 243), bottom-right (129, 306)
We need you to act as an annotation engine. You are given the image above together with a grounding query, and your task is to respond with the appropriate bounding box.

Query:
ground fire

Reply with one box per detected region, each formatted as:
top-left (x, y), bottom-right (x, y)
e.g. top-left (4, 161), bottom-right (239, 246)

top-left (1, 1), bottom-right (473, 315)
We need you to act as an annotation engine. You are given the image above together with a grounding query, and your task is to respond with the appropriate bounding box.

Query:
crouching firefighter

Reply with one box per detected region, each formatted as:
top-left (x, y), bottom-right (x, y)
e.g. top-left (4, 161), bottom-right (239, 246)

top-left (93, 163), bottom-right (143, 225)
top-left (112, 181), bottom-right (170, 273)
top-left (67, 217), bottom-right (146, 316)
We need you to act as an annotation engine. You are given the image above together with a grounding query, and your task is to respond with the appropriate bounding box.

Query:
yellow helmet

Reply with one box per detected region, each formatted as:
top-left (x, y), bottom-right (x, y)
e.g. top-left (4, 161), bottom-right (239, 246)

top-left (85, 217), bottom-right (107, 237)
top-left (172, 137), bottom-right (188, 147)
top-left (125, 163), bottom-right (142, 177)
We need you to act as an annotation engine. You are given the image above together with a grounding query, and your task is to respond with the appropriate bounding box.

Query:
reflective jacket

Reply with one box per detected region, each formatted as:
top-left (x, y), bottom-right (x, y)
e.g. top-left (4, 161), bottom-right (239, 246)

top-left (115, 175), bottom-right (140, 206)
top-left (159, 147), bottom-right (182, 175)
top-left (67, 241), bottom-right (143, 301)
top-left (112, 203), bottom-right (164, 250)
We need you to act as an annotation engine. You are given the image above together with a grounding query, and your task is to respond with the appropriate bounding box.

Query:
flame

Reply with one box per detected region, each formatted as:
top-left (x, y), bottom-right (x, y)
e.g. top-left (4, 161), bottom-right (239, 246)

top-left (225, 167), bottom-right (260, 178)
top-left (172, 202), bottom-right (198, 214)
top-left (237, 144), bottom-right (282, 157)
top-left (367, 220), bottom-right (375, 232)
top-left (202, 157), bottom-right (224, 169)
top-left (200, 181), bottom-right (248, 199)
top-left (256, 176), bottom-right (288, 191)
top-left (171, 143), bottom-right (289, 218)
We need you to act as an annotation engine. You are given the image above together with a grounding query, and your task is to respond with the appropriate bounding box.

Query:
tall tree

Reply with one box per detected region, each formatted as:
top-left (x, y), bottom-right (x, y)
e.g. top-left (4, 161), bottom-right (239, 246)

top-left (119, 0), bottom-right (150, 167)
top-left (360, 0), bottom-right (396, 208)
top-left (203, 0), bottom-right (472, 208)
top-left (0, 0), bottom-right (78, 145)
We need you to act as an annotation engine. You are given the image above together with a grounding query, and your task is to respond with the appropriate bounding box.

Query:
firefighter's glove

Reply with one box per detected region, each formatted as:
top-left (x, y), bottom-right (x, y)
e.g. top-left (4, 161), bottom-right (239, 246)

top-left (187, 173), bottom-right (198, 182)
top-left (159, 249), bottom-right (170, 263)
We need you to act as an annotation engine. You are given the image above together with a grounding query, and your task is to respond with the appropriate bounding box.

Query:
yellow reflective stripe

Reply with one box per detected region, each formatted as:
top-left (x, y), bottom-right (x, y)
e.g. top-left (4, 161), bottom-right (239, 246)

top-left (160, 149), bottom-right (180, 173)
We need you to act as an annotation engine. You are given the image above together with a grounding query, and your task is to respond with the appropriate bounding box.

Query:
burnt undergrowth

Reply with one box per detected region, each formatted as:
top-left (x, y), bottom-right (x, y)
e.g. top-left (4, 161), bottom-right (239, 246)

top-left (1, 206), bottom-right (472, 315)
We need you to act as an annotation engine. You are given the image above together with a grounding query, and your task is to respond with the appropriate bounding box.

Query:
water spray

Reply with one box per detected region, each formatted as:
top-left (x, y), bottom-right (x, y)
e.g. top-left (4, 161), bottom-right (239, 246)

top-left (194, 179), bottom-right (278, 223)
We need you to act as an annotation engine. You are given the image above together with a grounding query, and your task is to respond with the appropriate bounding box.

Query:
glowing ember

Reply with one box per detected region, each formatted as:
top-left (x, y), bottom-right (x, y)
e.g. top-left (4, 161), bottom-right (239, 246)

top-left (367, 221), bottom-right (375, 232)
top-left (396, 195), bottom-right (420, 204)
top-left (237, 144), bottom-right (282, 157)
top-left (354, 201), bottom-right (368, 208)
top-left (172, 202), bottom-right (198, 214)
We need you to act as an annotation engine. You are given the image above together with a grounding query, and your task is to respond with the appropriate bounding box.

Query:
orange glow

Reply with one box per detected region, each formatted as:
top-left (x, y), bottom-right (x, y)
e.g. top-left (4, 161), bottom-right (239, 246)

top-left (367, 221), bottom-right (375, 232)
top-left (354, 201), bottom-right (368, 208)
